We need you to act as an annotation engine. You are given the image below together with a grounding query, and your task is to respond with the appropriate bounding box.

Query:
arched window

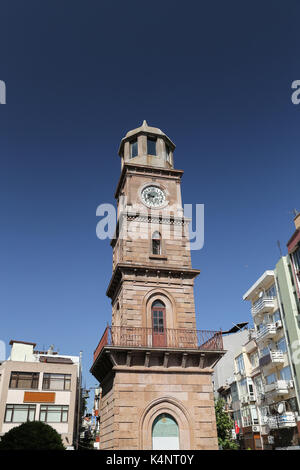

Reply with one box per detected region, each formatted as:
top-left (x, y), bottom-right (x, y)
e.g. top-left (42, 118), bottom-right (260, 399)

top-left (152, 231), bottom-right (161, 255)
top-left (152, 300), bottom-right (165, 307)
top-left (152, 413), bottom-right (179, 450)
top-left (151, 299), bottom-right (166, 347)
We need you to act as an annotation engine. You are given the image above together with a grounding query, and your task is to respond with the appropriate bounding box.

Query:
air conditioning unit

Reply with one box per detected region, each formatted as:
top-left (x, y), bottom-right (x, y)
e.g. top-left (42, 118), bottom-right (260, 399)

top-left (275, 320), bottom-right (282, 329)
top-left (288, 380), bottom-right (294, 389)
top-left (252, 425), bottom-right (260, 432)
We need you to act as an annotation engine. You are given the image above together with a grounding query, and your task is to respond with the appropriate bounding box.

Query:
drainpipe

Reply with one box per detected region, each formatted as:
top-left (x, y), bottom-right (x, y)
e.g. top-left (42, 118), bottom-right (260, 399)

top-left (75, 351), bottom-right (83, 450)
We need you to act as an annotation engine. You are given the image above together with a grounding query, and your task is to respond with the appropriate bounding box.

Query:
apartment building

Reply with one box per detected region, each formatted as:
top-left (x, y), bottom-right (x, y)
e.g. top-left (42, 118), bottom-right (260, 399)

top-left (287, 211), bottom-right (300, 303)
top-left (0, 340), bottom-right (81, 449)
top-left (233, 332), bottom-right (262, 450)
top-left (243, 270), bottom-right (299, 448)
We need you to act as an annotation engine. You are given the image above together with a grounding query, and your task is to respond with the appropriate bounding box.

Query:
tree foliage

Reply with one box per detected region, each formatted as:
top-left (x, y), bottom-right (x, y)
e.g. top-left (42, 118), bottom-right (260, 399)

top-left (0, 421), bottom-right (65, 450)
top-left (215, 398), bottom-right (239, 450)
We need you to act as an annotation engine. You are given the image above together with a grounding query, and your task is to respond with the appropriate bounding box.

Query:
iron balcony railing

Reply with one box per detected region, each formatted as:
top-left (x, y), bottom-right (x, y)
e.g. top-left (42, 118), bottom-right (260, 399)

top-left (93, 325), bottom-right (223, 363)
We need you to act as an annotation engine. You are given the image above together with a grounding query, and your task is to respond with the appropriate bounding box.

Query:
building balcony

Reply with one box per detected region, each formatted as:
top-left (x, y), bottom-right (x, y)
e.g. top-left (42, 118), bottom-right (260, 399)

top-left (93, 325), bottom-right (224, 363)
top-left (91, 325), bottom-right (225, 382)
top-left (264, 412), bottom-right (297, 429)
top-left (259, 350), bottom-right (285, 368)
top-left (256, 323), bottom-right (280, 343)
top-left (264, 379), bottom-right (292, 395)
top-left (251, 297), bottom-right (276, 317)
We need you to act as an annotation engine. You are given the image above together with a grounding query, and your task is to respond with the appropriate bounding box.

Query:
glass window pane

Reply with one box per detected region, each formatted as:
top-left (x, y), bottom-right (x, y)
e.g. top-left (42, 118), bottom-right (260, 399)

top-left (130, 139), bottom-right (138, 158)
top-left (5, 407), bottom-right (13, 422)
top-left (50, 377), bottom-right (64, 390)
top-left (280, 366), bottom-right (292, 381)
top-left (9, 373), bottom-right (18, 388)
top-left (28, 408), bottom-right (35, 421)
top-left (65, 378), bottom-right (71, 391)
top-left (147, 137), bottom-right (156, 155)
top-left (165, 144), bottom-right (170, 161)
top-left (13, 407), bottom-right (29, 422)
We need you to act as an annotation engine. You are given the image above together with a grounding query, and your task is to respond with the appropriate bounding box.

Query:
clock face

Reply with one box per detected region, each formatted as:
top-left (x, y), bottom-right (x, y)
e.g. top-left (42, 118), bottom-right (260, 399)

top-left (141, 186), bottom-right (166, 208)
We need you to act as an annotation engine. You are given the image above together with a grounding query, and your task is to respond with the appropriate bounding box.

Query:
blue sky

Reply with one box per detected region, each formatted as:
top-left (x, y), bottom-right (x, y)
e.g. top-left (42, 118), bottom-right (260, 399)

top-left (1, 0), bottom-right (300, 409)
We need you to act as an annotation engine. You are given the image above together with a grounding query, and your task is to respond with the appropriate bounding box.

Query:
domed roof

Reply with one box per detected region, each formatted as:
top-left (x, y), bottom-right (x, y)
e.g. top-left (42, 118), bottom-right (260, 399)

top-left (118, 120), bottom-right (175, 156)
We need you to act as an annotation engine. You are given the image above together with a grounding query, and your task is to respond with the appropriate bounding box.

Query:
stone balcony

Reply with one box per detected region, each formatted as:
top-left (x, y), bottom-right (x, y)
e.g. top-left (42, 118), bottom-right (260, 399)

top-left (91, 325), bottom-right (225, 383)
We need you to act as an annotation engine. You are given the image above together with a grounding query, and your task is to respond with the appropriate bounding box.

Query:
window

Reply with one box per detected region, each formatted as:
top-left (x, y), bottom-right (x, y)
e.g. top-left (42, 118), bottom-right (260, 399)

top-left (9, 372), bottom-right (39, 389)
top-left (239, 378), bottom-right (247, 397)
top-left (42, 373), bottom-right (71, 391)
top-left (241, 406), bottom-right (252, 427)
top-left (130, 139), bottom-right (138, 158)
top-left (250, 351), bottom-right (259, 369)
top-left (276, 337), bottom-right (287, 353)
top-left (147, 137), bottom-right (157, 155)
top-left (272, 310), bottom-right (281, 323)
top-left (236, 354), bottom-right (245, 374)
top-left (152, 414), bottom-right (179, 450)
top-left (165, 144), bottom-right (171, 162)
top-left (39, 405), bottom-right (69, 423)
top-left (293, 247), bottom-right (300, 272)
top-left (266, 284), bottom-right (276, 298)
top-left (280, 366), bottom-right (292, 381)
top-left (260, 346), bottom-right (269, 357)
top-left (250, 405), bottom-right (259, 425)
top-left (254, 375), bottom-right (263, 395)
top-left (265, 373), bottom-right (276, 385)
top-left (152, 231), bottom-right (161, 255)
top-left (5, 404), bottom-right (36, 423)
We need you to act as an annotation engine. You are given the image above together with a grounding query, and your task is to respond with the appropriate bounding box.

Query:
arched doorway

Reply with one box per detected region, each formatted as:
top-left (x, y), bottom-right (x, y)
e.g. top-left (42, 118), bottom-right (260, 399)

top-left (152, 413), bottom-right (179, 450)
top-left (151, 300), bottom-right (166, 347)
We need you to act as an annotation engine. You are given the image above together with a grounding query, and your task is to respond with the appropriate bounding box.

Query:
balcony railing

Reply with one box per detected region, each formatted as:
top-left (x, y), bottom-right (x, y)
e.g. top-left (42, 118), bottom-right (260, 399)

top-left (259, 350), bottom-right (285, 368)
top-left (256, 323), bottom-right (277, 342)
top-left (265, 379), bottom-right (292, 395)
top-left (251, 297), bottom-right (275, 316)
top-left (93, 325), bottom-right (223, 363)
top-left (264, 412), bottom-right (297, 429)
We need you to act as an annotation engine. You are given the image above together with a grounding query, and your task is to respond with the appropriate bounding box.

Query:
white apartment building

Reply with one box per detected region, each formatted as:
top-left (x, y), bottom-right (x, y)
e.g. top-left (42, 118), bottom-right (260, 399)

top-left (0, 340), bottom-right (81, 448)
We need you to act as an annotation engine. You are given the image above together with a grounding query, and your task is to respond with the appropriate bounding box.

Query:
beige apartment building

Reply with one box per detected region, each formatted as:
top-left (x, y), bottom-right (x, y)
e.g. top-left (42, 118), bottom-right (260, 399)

top-left (0, 340), bottom-right (81, 448)
top-left (91, 121), bottom-right (225, 450)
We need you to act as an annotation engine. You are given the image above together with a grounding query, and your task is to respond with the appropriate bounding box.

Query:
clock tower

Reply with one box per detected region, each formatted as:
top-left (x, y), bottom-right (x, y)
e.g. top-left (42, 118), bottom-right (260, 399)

top-left (91, 121), bottom-right (224, 450)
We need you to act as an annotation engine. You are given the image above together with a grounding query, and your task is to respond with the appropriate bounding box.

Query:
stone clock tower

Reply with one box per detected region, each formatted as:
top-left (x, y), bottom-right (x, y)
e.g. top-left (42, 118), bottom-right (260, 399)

top-left (91, 121), bottom-right (224, 450)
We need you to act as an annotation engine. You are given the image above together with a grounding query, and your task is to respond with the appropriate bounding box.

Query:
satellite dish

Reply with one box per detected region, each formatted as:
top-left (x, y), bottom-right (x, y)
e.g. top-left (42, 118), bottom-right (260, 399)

top-left (259, 291), bottom-right (264, 298)
top-left (277, 403), bottom-right (285, 414)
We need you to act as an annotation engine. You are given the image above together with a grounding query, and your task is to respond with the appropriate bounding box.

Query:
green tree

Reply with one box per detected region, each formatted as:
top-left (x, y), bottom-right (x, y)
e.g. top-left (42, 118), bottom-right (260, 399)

top-left (215, 398), bottom-right (239, 450)
top-left (0, 421), bottom-right (65, 450)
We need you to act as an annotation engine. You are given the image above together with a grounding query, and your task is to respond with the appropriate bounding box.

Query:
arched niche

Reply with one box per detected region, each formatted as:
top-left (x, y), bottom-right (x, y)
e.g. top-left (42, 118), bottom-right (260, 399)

top-left (139, 397), bottom-right (193, 450)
